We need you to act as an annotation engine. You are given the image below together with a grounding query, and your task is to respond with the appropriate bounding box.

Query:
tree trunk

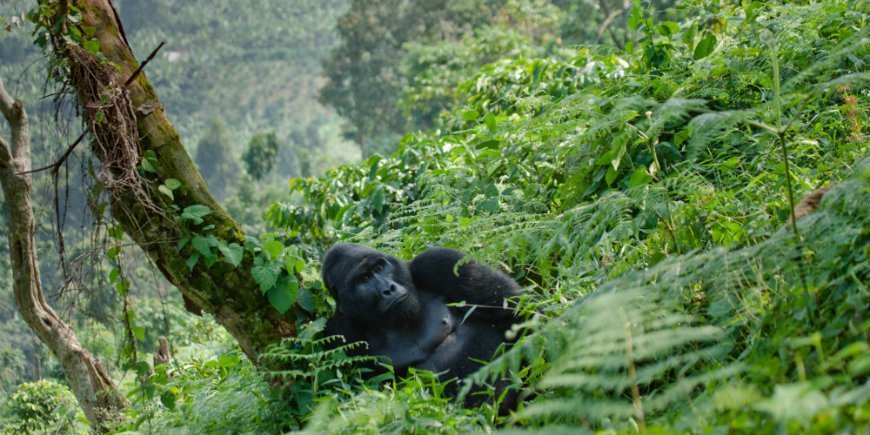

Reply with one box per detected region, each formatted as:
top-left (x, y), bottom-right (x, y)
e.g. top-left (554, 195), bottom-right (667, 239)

top-left (42, 0), bottom-right (296, 362)
top-left (0, 77), bottom-right (127, 432)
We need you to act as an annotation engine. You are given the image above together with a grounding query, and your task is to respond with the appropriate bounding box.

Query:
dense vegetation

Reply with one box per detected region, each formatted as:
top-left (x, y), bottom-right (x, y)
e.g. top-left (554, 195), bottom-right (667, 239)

top-left (0, 0), bottom-right (867, 433)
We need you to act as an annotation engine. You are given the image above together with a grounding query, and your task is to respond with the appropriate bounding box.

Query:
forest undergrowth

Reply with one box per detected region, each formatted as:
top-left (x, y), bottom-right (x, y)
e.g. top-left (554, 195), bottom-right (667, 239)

top-left (268, 2), bottom-right (869, 433)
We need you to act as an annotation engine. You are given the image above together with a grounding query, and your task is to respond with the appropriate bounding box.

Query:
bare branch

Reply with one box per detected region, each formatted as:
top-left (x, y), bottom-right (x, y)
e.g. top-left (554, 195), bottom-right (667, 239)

top-left (0, 76), bottom-right (29, 162)
top-left (0, 77), bottom-right (14, 165)
top-left (0, 137), bottom-right (10, 165)
top-left (0, 76), bottom-right (16, 122)
top-left (0, 71), bottom-right (127, 431)
top-left (17, 131), bottom-right (86, 175)
top-left (596, 0), bottom-right (631, 49)
top-left (124, 41), bottom-right (165, 87)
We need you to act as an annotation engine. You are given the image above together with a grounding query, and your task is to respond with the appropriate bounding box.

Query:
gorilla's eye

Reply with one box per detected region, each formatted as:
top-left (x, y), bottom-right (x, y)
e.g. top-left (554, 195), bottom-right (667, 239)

top-left (372, 261), bottom-right (384, 273)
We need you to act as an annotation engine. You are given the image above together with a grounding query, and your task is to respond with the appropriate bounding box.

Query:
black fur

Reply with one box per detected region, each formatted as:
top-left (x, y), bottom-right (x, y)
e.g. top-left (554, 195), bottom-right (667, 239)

top-left (322, 243), bottom-right (521, 387)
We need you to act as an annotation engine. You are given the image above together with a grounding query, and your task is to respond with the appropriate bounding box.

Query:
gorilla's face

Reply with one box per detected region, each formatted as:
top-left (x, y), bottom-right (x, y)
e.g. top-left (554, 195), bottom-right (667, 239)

top-left (322, 244), bottom-right (421, 329)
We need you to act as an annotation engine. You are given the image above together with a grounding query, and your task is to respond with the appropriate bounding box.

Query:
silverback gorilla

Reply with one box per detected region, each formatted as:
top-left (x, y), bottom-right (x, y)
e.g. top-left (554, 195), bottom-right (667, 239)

top-left (322, 243), bottom-right (521, 392)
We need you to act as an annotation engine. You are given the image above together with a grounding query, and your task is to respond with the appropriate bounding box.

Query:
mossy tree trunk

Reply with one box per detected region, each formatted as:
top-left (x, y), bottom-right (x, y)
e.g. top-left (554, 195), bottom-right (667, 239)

top-left (40, 0), bottom-right (296, 362)
top-left (0, 76), bottom-right (127, 432)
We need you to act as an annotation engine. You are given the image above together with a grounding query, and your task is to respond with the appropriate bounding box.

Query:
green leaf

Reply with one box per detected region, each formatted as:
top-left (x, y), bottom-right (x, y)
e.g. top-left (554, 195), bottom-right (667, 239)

top-left (461, 109), bottom-right (479, 121)
top-left (284, 255), bottom-right (305, 274)
top-left (164, 178), bottom-right (182, 190)
top-left (115, 279), bottom-right (130, 297)
top-left (479, 197), bottom-right (499, 213)
top-left (722, 156), bottom-right (740, 169)
top-left (218, 354), bottom-right (239, 368)
top-left (368, 156), bottom-right (381, 181)
top-left (263, 240), bottom-right (284, 260)
top-left (219, 242), bottom-right (244, 267)
top-left (181, 205), bottom-right (212, 225)
top-left (628, 168), bottom-right (653, 187)
top-left (108, 225), bottom-right (124, 240)
top-left (627, 1), bottom-right (643, 30)
top-left (694, 33), bottom-right (717, 60)
top-left (186, 253), bottom-right (200, 271)
top-left (108, 268), bottom-right (120, 283)
top-left (483, 112), bottom-right (497, 133)
top-left (158, 184), bottom-right (174, 200)
top-left (605, 166), bottom-right (618, 186)
top-left (107, 246), bottom-right (121, 261)
top-left (131, 325), bottom-right (145, 341)
top-left (192, 236), bottom-right (217, 257)
top-left (682, 23), bottom-right (697, 46)
top-left (82, 39), bottom-right (100, 56)
top-left (141, 150), bottom-right (158, 173)
top-left (267, 277), bottom-right (298, 314)
top-left (475, 139), bottom-right (501, 150)
top-left (203, 253), bottom-right (218, 268)
top-left (658, 21), bottom-right (680, 36)
top-left (296, 288), bottom-right (314, 313)
top-left (160, 391), bottom-right (176, 410)
top-left (252, 257), bottom-right (280, 293)
top-left (371, 188), bottom-right (384, 213)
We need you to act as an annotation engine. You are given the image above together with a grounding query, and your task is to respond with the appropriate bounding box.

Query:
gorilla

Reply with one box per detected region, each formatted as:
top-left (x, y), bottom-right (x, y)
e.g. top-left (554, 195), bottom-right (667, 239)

top-left (322, 243), bottom-right (521, 390)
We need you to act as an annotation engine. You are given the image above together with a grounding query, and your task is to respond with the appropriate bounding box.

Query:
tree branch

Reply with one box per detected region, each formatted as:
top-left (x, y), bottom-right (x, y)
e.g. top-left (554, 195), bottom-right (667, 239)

top-left (0, 76), bottom-right (14, 119)
top-left (124, 41), bottom-right (164, 87)
top-left (0, 71), bottom-right (127, 432)
top-left (0, 76), bottom-right (29, 162)
top-left (0, 137), bottom-right (10, 166)
top-left (17, 131), bottom-right (86, 175)
top-left (596, 0), bottom-right (630, 49)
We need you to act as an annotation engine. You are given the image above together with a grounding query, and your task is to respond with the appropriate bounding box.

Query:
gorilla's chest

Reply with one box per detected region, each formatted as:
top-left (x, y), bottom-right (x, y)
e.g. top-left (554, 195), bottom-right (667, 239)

top-left (367, 294), bottom-right (460, 368)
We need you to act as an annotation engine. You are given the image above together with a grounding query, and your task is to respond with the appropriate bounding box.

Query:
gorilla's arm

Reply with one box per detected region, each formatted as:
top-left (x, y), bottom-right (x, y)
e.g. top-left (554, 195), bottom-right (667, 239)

top-left (323, 314), bottom-right (391, 377)
top-left (323, 315), bottom-right (368, 355)
top-left (409, 248), bottom-right (520, 317)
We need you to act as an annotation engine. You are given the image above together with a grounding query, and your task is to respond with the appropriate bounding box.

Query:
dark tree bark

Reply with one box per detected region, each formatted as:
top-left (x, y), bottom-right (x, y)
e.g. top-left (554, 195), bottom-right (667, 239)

top-left (40, 0), bottom-right (296, 362)
top-left (0, 76), bottom-right (127, 432)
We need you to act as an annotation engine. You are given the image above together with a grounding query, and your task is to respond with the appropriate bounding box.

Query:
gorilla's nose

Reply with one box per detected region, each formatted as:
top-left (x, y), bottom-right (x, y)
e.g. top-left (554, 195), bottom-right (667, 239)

top-left (383, 284), bottom-right (397, 295)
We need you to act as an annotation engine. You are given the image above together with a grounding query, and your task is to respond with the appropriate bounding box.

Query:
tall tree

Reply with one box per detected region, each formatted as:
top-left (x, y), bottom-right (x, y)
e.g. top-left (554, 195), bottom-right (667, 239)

top-left (194, 117), bottom-right (239, 200)
top-left (32, 0), bottom-right (296, 362)
top-left (319, 0), bottom-right (560, 154)
top-left (242, 132), bottom-right (280, 181)
top-left (0, 76), bottom-right (126, 432)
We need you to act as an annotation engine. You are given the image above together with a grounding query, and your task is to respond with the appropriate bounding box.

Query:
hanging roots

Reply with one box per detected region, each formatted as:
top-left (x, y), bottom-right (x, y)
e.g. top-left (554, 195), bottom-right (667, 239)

top-left (66, 45), bottom-right (157, 211)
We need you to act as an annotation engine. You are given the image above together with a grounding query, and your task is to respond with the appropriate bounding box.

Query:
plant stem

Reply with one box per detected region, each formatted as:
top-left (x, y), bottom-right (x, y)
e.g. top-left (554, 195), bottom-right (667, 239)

top-left (768, 30), bottom-right (814, 327)
top-left (621, 308), bottom-right (646, 434)
top-left (778, 132), bottom-right (800, 241)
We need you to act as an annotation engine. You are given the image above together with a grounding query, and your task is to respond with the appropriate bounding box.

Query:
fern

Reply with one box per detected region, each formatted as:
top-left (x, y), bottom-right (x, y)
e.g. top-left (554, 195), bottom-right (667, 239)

top-left (464, 158), bottom-right (868, 430)
top-left (518, 288), bottom-right (731, 428)
top-left (260, 334), bottom-right (379, 391)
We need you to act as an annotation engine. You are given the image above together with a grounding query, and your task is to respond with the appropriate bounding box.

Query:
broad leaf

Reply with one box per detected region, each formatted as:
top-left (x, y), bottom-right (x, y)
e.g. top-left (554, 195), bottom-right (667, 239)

top-left (181, 205), bottom-right (212, 225)
top-left (141, 150), bottom-right (158, 173)
top-left (219, 242), bottom-right (244, 267)
top-left (267, 278), bottom-right (298, 314)
top-left (252, 257), bottom-right (281, 293)
top-left (694, 33), bottom-right (717, 60)
top-left (263, 240), bottom-right (284, 260)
